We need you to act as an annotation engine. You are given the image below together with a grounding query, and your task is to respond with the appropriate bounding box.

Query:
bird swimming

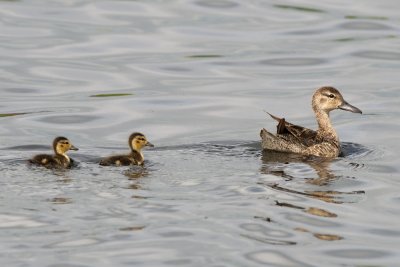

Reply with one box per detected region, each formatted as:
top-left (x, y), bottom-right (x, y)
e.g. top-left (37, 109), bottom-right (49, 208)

top-left (260, 86), bottom-right (362, 157)
top-left (30, 136), bottom-right (79, 168)
top-left (99, 132), bottom-right (154, 166)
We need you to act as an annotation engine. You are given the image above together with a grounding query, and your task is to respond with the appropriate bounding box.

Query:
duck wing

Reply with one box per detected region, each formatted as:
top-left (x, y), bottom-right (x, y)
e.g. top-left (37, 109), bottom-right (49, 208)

top-left (30, 154), bottom-right (64, 168)
top-left (99, 151), bottom-right (143, 166)
top-left (99, 155), bottom-right (134, 166)
top-left (268, 113), bottom-right (318, 147)
top-left (260, 128), bottom-right (307, 153)
top-left (30, 154), bottom-right (52, 166)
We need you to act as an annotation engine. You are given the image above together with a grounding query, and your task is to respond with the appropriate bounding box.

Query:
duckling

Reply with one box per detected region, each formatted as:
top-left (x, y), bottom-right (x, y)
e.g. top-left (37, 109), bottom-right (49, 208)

top-left (30, 136), bottom-right (78, 168)
top-left (260, 86), bottom-right (362, 158)
top-left (99, 132), bottom-right (154, 166)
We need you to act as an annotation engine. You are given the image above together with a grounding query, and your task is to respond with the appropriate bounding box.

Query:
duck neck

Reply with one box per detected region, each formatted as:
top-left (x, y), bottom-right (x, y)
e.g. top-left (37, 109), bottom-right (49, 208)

top-left (131, 147), bottom-right (144, 159)
top-left (55, 149), bottom-right (69, 162)
top-left (314, 109), bottom-right (338, 142)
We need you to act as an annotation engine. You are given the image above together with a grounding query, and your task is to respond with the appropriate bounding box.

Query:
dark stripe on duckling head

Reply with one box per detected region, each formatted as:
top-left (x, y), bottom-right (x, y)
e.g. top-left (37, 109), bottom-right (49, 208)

top-left (129, 132), bottom-right (145, 145)
top-left (128, 132), bottom-right (146, 150)
top-left (53, 136), bottom-right (69, 152)
top-left (53, 136), bottom-right (78, 154)
top-left (129, 132), bottom-right (154, 151)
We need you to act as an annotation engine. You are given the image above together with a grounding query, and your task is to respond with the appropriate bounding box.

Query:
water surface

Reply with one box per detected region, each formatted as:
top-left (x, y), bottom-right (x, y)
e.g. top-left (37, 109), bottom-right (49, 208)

top-left (1, 0), bottom-right (400, 266)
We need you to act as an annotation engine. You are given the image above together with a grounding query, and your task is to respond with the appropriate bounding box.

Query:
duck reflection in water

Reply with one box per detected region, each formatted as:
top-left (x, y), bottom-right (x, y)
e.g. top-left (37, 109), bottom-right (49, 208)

top-left (260, 150), bottom-right (364, 204)
top-left (259, 151), bottom-right (366, 241)
top-left (261, 150), bottom-right (334, 185)
top-left (123, 165), bottom-right (150, 192)
top-left (124, 166), bottom-right (149, 180)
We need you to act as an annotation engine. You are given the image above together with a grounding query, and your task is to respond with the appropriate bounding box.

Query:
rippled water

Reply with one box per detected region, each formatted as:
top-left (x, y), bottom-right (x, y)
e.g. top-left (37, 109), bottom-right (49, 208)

top-left (1, 0), bottom-right (400, 266)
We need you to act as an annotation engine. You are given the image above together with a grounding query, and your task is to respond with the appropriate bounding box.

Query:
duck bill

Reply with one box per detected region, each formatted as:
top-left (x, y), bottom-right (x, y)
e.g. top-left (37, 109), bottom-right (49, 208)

top-left (70, 145), bottom-right (79, 151)
top-left (146, 142), bottom-right (154, 147)
top-left (339, 101), bottom-right (362, 114)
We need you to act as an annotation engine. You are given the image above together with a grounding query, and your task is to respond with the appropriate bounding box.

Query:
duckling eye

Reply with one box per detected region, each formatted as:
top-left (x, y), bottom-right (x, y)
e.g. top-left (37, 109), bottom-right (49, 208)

top-left (328, 94), bottom-right (335, 98)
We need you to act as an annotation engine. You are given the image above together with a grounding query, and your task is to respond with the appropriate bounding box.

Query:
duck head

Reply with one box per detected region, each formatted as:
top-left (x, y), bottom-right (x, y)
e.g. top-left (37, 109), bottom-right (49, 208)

top-left (53, 136), bottom-right (78, 155)
top-left (129, 132), bottom-right (154, 152)
top-left (312, 86), bottom-right (362, 114)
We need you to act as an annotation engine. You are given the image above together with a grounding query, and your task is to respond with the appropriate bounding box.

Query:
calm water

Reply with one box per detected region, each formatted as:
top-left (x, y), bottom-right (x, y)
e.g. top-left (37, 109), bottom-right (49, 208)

top-left (1, 0), bottom-right (400, 266)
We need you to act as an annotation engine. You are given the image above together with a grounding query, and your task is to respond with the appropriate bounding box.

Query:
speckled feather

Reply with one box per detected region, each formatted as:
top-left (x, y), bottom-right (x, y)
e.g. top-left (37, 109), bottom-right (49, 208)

top-left (99, 150), bottom-right (143, 166)
top-left (30, 154), bottom-right (73, 168)
top-left (29, 136), bottom-right (78, 168)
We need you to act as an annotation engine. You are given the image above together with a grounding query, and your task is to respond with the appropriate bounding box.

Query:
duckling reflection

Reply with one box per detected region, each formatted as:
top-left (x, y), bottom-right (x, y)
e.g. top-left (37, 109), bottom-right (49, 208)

top-left (124, 166), bottom-right (149, 180)
top-left (29, 136), bottom-right (78, 169)
top-left (100, 132), bottom-right (154, 166)
top-left (261, 86), bottom-right (362, 157)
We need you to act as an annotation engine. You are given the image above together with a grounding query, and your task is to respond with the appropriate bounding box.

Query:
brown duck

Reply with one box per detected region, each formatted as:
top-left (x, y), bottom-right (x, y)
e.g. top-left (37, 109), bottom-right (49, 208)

top-left (99, 132), bottom-right (154, 166)
top-left (30, 136), bottom-right (78, 168)
top-left (260, 86), bottom-right (362, 157)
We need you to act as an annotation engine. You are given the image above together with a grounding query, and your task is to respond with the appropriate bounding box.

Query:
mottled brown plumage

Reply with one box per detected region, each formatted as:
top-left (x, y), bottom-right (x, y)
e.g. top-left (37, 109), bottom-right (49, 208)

top-left (30, 136), bottom-right (78, 168)
top-left (99, 132), bottom-right (154, 166)
top-left (260, 86), bottom-right (362, 157)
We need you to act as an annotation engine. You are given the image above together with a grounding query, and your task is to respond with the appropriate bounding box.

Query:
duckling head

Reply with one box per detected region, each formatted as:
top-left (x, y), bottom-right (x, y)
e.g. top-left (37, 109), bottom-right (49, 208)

top-left (312, 86), bottom-right (362, 114)
top-left (53, 136), bottom-right (79, 155)
top-left (129, 132), bottom-right (154, 152)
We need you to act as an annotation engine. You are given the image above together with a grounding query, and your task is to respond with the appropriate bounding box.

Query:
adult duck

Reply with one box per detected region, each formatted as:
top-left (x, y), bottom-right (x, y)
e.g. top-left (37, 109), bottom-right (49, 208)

top-left (260, 86), bottom-right (362, 157)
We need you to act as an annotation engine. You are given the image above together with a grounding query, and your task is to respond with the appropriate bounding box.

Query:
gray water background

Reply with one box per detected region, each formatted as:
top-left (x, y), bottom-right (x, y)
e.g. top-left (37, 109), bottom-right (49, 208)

top-left (0, 0), bottom-right (400, 266)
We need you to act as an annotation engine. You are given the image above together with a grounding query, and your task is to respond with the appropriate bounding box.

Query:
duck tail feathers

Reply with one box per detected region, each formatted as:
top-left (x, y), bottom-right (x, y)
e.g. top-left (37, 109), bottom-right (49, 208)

top-left (260, 128), bottom-right (304, 153)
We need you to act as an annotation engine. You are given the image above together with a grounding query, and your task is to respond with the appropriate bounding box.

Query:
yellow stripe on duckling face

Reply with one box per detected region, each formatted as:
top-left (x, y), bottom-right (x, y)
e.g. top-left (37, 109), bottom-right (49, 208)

top-left (55, 139), bottom-right (78, 155)
top-left (131, 136), bottom-right (149, 151)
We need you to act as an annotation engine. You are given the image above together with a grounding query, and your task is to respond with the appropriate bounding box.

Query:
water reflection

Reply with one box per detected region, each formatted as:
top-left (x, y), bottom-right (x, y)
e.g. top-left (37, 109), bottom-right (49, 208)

top-left (260, 150), bottom-right (365, 204)
top-left (123, 166), bottom-right (150, 192)
top-left (246, 250), bottom-right (313, 267)
top-left (47, 197), bottom-right (73, 204)
top-left (260, 150), bottom-right (336, 185)
top-left (340, 21), bottom-right (391, 30)
top-left (119, 225), bottom-right (146, 231)
top-left (123, 166), bottom-right (149, 180)
top-left (259, 150), bottom-right (364, 242)
top-left (272, 200), bottom-right (343, 241)
top-left (240, 222), bottom-right (296, 245)
top-left (294, 227), bottom-right (343, 241)
top-left (194, 0), bottom-right (239, 9)
top-left (275, 201), bottom-right (337, 218)
top-left (1, 0), bottom-right (399, 265)
top-left (27, 163), bottom-right (75, 183)
top-left (259, 57), bottom-right (327, 67)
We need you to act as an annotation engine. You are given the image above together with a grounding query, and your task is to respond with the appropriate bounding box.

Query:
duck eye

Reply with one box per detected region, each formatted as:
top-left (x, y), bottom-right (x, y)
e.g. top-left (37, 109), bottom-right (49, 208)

top-left (328, 94), bottom-right (335, 98)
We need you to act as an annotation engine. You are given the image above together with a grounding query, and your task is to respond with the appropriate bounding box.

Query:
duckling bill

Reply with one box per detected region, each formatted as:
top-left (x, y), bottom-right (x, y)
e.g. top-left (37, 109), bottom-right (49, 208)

top-left (99, 132), bottom-right (153, 166)
top-left (30, 136), bottom-right (78, 168)
top-left (260, 86), bottom-right (362, 158)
